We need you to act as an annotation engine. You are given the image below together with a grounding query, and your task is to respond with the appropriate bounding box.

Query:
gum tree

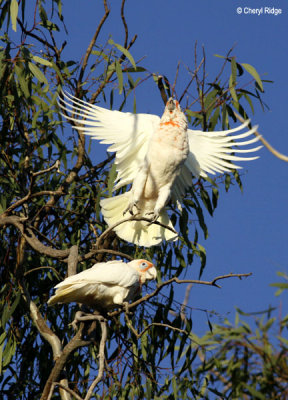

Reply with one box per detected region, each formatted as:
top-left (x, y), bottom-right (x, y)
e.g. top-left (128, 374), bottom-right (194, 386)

top-left (2, 1), bottom-right (284, 399)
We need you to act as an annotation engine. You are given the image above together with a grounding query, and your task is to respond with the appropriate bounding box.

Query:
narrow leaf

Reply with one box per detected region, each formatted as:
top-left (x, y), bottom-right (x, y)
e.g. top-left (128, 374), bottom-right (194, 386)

top-left (115, 60), bottom-right (123, 94)
top-left (32, 55), bottom-right (52, 67)
top-left (241, 63), bottom-right (264, 91)
top-left (108, 39), bottom-right (137, 70)
top-left (10, 0), bottom-right (18, 32)
top-left (28, 62), bottom-right (48, 84)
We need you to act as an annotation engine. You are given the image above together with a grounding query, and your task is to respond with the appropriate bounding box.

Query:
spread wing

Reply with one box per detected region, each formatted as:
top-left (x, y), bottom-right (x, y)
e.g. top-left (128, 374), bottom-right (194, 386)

top-left (54, 260), bottom-right (140, 289)
top-left (58, 91), bottom-right (160, 189)
top-left (172, 120), bottom-right (262, 202)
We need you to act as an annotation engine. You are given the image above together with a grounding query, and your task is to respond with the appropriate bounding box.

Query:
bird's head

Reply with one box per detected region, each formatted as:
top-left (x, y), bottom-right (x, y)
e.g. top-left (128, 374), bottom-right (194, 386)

top-left (166, 97), bottom-right (180, 114)
top-left (160, 97), bottom-right (187, 128)
top-left (129, 259), bottom-right (157, 283)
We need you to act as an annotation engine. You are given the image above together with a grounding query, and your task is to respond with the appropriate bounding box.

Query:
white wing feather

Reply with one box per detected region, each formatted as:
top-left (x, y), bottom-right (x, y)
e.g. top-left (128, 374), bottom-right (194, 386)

top-left (171, 121), bottom-right (262, 204)
top-left (54, 260), bottom-right (139, 289)
top-left (58, 91), bottom-right (160, 189)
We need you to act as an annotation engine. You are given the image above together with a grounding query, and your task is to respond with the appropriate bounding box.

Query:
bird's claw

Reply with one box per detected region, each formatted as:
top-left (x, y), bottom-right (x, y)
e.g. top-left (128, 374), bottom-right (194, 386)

top-left (123, 202), bottom-right (140, 216)
top-left (70, 311), bottom-right (105, 330)
top-left (145, 212), bottom-right (159, 226)
top-left (122, 301), bottom-right (133, 315)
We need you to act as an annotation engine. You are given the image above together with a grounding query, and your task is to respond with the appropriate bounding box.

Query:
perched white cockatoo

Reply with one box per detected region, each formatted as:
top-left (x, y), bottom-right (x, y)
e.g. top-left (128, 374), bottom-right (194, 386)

top-left (59, 92), bottom-right (261, 247)
top-left (48, 259), bottom-right (157, 310)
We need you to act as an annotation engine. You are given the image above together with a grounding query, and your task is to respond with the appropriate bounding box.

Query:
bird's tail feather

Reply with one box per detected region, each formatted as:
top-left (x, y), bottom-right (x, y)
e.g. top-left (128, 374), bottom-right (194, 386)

top-left (47, 284), bottom-right (83, 305)
top-left (100, 193), bottom-right (177, 247)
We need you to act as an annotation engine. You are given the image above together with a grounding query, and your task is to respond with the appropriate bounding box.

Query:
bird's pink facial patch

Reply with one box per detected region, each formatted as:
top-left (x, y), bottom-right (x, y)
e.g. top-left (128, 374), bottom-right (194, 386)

top-left (138, 260), bottom-right (154, 272)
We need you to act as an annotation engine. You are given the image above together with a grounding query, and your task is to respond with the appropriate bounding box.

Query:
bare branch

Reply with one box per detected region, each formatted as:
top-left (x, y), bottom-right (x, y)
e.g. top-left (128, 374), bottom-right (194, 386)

top-left (78, 248), bottom-right (133, 263)
top-left (32, 160), bottom-right (61, 177)
top-left (131, 321), bottom-right (190, 340)
top-left (234, 111), bottom-right (288, 162)
top-left (108, 272), bottom-right (252, 317)
top-left (77, 0), bottom-right (110, 89)
top-left (121, 0), bottom-right (129, 48)
top-left (84, 319), bottom-right (108, 400)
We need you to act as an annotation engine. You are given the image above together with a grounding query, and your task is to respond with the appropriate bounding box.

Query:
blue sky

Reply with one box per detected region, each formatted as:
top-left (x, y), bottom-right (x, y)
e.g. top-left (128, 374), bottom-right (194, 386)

top-left (59, 0), bottom-right (288, 332)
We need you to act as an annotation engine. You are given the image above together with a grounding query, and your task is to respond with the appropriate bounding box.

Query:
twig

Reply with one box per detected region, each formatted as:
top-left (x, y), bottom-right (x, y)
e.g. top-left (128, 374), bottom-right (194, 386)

top-left (234, 111), bottom-right (288, 162)
top-left (77, 0), bottom-right (110, 90)
top-left (121, 0), bottom-right (128, 48)
top-left (84, 319), bottom-right (108, 400)
top-left (78, 248), bottom-right (134, 263)
top-left (180, 283), bottom-right (193, 320)
top-left (133, 322), bottom-right (189, 340)
top-left (179, 58), bottom-right (204, 104)
top-left (108, 272), bottom-right (252, 317)
top-left (3, 160), bottom-right (61, 215)
top-left (32, 160), bottom-right (61, 177)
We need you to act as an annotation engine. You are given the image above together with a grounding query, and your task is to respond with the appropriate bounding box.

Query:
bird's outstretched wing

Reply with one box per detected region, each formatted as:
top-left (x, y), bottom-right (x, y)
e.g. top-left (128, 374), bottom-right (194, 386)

top-left (172, 121), bottom-right (262, 202)
top-left (58, 91), bottom-right (160, 189)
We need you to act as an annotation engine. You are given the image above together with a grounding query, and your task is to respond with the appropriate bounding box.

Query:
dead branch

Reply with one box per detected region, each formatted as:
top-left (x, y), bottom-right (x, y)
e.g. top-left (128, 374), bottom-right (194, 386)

top-left (108, 272), bottom-right (252, 317)
top-left (234, 111), bottom-right (288, 162)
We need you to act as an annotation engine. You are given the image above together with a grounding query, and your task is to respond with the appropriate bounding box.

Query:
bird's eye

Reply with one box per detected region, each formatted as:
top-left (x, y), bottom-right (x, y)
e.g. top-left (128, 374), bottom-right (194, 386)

top-left (140, 262), bottom-right (148, 269)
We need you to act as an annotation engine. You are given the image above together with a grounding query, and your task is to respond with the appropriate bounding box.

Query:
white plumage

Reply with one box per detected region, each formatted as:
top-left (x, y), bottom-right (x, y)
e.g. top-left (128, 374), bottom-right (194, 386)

top-left (59, 92), bottom-right (262, 247)
top-left (48, 259), bottom-right (157, 310)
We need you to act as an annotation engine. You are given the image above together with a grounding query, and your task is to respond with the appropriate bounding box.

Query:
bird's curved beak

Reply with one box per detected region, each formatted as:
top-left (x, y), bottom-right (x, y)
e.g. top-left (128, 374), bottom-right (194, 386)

top-left (146, 265), bottom-right (157, 280)
top-left (167, 98), bottom-right (176, 111)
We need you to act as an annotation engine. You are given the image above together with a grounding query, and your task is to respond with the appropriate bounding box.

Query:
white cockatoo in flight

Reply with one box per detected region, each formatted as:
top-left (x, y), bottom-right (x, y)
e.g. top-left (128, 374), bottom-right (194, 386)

top-left (48, 259), bottom-right (157, 310)
top-left (59, 92), bottom-right (261, 247)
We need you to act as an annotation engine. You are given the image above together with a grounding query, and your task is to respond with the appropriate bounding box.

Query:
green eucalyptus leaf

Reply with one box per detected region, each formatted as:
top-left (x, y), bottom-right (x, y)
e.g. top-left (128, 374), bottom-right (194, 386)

top-left (241, 62), bottom-right (264, 92)
top-left (10, 0), bottom-right (18, 32)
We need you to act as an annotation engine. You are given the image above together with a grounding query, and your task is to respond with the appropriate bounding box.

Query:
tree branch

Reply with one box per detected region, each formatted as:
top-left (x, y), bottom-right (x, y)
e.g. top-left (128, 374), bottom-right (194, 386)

top-left (48, 383), bottom-right (83, 400)
top-left (234, 111), bottom-right (288, 162)
top-left (108, 272), bottom-right (252, 317)
top-left (121, 0), bottom-right (129, 48)
top-left (67, 245), bottom-right (79, 277)
top-left (77, 0), bottom-right (110, 90)
top-left (41, 324), bottom-right (91, 400)
top-left (84, 319), bottom-right (108, 400)
top-left (0, 216), bottom-right (70, 259)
